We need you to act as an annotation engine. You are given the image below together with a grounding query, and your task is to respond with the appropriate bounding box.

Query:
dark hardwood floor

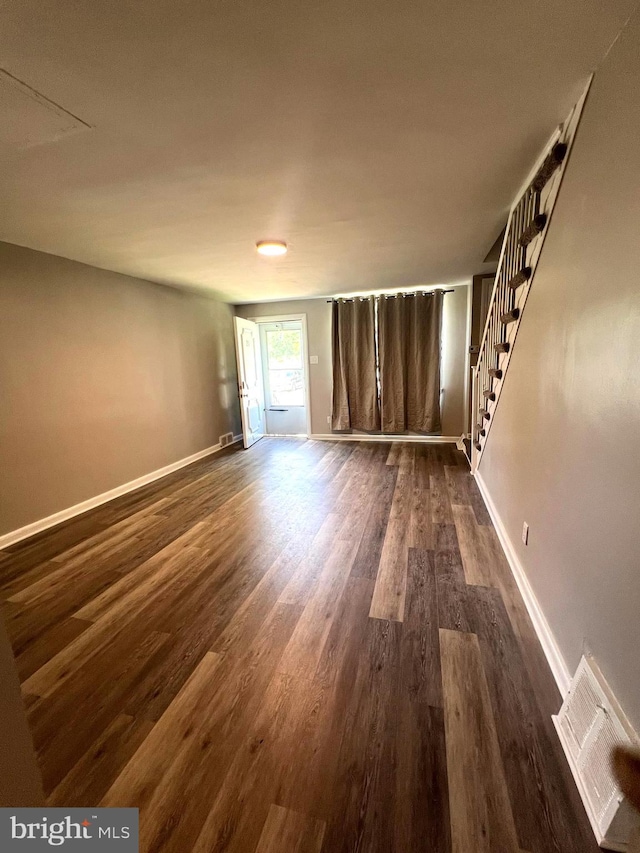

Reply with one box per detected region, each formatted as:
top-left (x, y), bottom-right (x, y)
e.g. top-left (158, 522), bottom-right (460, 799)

top-left (1, 438), bottom-right (598, 852)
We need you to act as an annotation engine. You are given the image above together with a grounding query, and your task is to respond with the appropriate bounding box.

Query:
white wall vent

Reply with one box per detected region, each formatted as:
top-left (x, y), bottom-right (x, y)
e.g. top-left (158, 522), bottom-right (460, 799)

top-left (553, 656), bottom-right (639, 851)
top-left (219, 432), bottom-right (233, 447)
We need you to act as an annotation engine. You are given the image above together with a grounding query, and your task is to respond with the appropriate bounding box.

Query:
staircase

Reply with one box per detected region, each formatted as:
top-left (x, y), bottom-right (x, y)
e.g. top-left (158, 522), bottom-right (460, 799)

top-left (471, 83), bottom-right (590, 472)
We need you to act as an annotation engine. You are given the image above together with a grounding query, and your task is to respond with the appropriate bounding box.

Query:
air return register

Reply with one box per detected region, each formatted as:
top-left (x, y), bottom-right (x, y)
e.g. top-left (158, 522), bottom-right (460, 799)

top-left (553, 657), bottom-right (639, 850)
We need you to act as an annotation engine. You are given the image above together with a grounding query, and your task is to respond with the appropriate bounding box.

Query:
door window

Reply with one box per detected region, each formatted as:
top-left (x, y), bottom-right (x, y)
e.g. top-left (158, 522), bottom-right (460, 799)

top-left (265, 328), bottom-right (304, 406)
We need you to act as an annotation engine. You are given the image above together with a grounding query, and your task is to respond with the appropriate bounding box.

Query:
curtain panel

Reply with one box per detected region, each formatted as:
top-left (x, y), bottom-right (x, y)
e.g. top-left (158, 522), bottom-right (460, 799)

top-left (377, 290), bottom-right (443, 433)
top-left (331, 298), bottom-right (380, 431)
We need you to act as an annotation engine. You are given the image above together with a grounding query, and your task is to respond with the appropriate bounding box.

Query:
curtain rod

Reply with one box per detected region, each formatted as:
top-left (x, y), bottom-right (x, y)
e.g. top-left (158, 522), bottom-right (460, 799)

top-left (326, 289), bottom-right (454, 302)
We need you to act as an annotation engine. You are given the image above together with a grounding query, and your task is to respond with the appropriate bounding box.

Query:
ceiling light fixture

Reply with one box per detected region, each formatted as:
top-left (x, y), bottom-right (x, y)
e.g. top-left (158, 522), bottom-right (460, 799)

top-left (256, 240), bottom-right (288, 257)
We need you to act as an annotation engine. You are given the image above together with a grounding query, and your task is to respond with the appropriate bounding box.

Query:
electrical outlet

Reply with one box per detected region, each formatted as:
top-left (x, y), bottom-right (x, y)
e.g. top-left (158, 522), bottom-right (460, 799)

top-left (522, 522), bottom-right (529, 545)
top-left (310, 355), bottom-right (319, 364)
top-left (327, 416), bottom-right (331, 424)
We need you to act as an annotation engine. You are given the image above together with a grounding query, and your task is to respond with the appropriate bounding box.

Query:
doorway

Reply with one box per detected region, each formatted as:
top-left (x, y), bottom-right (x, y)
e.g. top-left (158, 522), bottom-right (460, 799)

top-left (256, 318), bottom-right (310, 437)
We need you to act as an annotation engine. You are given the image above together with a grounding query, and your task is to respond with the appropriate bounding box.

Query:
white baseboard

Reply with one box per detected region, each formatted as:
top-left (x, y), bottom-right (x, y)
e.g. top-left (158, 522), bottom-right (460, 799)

top-left (309, 433), bottom-right (460, 444)
top-left (0, 437), bottom-right (242, 549)
top-left (474, 470), bottom-right (571, 697)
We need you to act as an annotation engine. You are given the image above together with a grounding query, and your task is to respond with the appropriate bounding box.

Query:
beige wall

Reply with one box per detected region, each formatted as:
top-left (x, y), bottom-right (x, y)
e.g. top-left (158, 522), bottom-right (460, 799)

top-left (236, 283), bottom-right (469, 437)
top-left (0, 242), bottom-right (241, 537)
top-left (478, 13), bottom-right (640, 729)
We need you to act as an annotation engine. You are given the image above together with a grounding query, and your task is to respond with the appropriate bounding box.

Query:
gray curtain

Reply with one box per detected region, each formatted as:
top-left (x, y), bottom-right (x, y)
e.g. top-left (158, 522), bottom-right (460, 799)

top-left (377, 290), bottom-right (443, 433)
top-left (331, 298), bottom-right (380, 431)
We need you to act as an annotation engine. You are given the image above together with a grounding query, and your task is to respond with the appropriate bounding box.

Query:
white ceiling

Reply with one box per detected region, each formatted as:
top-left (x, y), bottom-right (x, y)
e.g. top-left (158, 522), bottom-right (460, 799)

top-left (0, 0), bottom-right (634, 303)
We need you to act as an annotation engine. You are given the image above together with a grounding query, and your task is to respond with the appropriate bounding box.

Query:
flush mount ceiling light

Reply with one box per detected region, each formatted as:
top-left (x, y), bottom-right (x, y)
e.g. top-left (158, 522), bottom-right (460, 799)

top-left (256, 240), bottom-right (288, 257)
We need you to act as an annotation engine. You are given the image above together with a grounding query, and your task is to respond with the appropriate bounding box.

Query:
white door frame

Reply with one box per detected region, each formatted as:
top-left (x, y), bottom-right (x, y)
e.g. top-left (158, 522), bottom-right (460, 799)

top-left (247, 313), bottom-right (312, 438)
top-left (464, 280), bottom-right (473, 438)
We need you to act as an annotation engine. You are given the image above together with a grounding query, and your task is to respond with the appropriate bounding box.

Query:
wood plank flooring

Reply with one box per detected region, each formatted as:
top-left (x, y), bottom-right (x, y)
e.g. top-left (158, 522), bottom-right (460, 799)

top-left (1, 438), bottom-right (598, 852)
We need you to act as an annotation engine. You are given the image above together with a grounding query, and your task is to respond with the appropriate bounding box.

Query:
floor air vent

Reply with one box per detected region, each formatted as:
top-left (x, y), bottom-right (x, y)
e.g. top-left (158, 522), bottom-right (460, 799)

top-left (219, 432), bottom-right (234, 447)
top-left (553, 657), bottom-right (639, 851)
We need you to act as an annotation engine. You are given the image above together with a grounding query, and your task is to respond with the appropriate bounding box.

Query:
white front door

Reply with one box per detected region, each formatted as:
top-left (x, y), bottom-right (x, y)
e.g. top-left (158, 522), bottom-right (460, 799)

top-left (233, 317), bottom-right (265, 448)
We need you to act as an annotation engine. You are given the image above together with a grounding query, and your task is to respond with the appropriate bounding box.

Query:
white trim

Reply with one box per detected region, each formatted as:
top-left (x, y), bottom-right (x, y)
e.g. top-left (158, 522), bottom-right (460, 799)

top-left (474, 469), bottom-right (571, 696)
top-left (246, 313), bottom-right (305, 323)
top-left (309, 433), bottom-right (459, 444)
top-left (470, 365), bottom-right (479, 472)
top-left (463, 280), bottom-right (473, 434)
top-left (0, 438), bottom-right (241, 549)
top-left (511, 126), bottom-right (564, 213)
top-left (247, 313), bottom-right (313, 439)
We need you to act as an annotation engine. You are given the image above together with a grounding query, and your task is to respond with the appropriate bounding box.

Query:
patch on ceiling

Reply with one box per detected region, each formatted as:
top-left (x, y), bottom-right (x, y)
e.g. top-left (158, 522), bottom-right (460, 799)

top-left (0, 68), bottom-right (92, 151)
